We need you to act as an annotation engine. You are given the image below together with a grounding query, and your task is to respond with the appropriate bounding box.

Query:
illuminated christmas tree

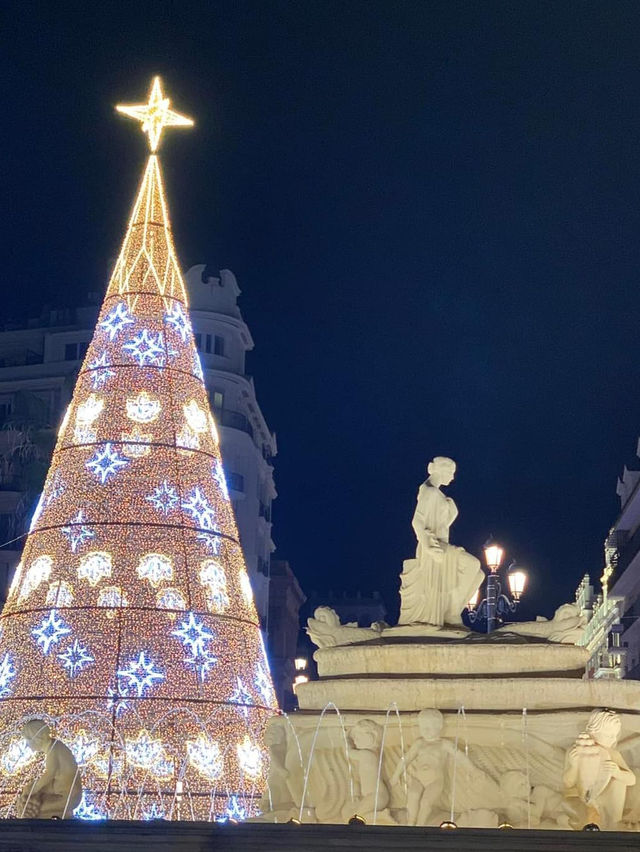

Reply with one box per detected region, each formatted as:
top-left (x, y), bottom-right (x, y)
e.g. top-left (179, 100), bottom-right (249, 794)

top-left (0, 77), bottom-right (277, 821)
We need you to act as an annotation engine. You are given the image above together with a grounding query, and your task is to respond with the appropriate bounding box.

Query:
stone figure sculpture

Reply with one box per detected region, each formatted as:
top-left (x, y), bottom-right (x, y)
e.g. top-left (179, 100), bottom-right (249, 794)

top-left (306, 606), bottom-right (384, 649)
top-left (389, 709), bottom-right (471, 826)
top-left (16, 719), bottom-right (82, 819)
top-left (563, 709), bottom-right (635, 829)
top-left (498, 603), bottom-right (587, 644)
top-left (342, 719), bottom-right (394, 824)
top-left (399, 458), bottom-right (484, 627)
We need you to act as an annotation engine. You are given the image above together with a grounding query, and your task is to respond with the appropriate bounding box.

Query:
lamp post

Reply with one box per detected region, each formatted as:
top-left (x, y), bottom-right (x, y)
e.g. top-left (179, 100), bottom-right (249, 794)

top-left (466, 540), bottom-right (528, 633)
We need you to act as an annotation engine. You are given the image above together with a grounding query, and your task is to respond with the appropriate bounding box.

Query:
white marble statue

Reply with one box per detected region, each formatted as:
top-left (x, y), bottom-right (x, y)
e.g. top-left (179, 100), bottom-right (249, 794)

top-left (399, 457), bottom-right (484, 627)
top-left (563, 709), bottom-right (636, 829)
top-left (306, 606), bottom-right (384, 649)
top-left (342, 719), bottom-right (395, 824)
top-left (16, 719), bottom-right (82, 819)
top-left (389, 709), bottom-right (475, 826)
top-left (498, 603), bottom-right (587, 644)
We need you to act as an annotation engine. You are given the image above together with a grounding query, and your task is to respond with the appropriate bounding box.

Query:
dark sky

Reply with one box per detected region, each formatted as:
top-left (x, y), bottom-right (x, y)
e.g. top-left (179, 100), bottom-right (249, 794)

top-left (2, 1), bottom-right (640, 620)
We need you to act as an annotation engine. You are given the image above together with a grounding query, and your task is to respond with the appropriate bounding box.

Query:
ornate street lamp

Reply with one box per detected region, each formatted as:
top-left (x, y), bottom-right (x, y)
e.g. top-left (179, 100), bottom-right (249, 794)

top-left (466, 539), bottom-right (528, 633)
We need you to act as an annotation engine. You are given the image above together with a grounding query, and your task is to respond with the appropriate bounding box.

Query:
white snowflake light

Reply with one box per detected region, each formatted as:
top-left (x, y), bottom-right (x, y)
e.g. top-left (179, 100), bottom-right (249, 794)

top-left (156, 587), bottom-right (187, 611)
top-left (45, 580), bottom-right (74, 607)
top-left (142, 803), bottom-right (165, 820)
top-left (197, 531), bottom-right (221, 555)
top-left (86, 443), bottom-right (129, 483)
top-left (126, 391), bottom-right (161, 423)
top-left (124, 731), bottom-right (174, 777)
top-left (123, 329), bottom-right (166, 367)
top-left (0, 738), bottom-right (36, 776)
top-left (76, 394), bottom-right (104, 426)
top-left (240, 572), bottom-right (254, 606)
top-left (100, 302), bottom-right (135, 340)
top-left (88, 351), bottom-right (116, 389)
top-left (121, 426), bottom-right (152, 458)
top-left (32, 609), bottom-right (72, 654)
top-left (78, 551), bottom-right (113, 586)
top-left (220, 795), bottom-right (248, 822)
top-left (183, 399), bottom-right (208, 433)
top-left (146, 480), bottom-right (179, 515)
top-left (255, 663), bottom-right (276, 707)
top-left (97, 586), bottom-right (128, 613)
top-left (20, 555), bottom-right (53, 600)
top-left (61, 509), bottom-right (96, 552)
top-left (193, 353), bottom-right (204, 381)
top-left (176, 424), bottom-right (200, 453)
top-left (69, 730), bottom-right (101, 766)
top-left (0, 653), bottom-right (16, 697)
top-left (236, 736), bottom-right (262, 780)
top-left (186, 734), bottom-right (223, 781)
top-left (117, 651), bottom-right (165, 696)
top-left (213, 459), bottom-right (230, 502)
top-left (136, 553), bottom-right (173, 587)
top-left (181, 487), bottom-right (217, 530)
top-left (58, 639), bottom-right (94, 677)
top-left (165, 302), bottom-right (191, 341)
top-left (199, 559), bottom-right (229, 613)
top-left (74, 792), bottom-right (107, 821)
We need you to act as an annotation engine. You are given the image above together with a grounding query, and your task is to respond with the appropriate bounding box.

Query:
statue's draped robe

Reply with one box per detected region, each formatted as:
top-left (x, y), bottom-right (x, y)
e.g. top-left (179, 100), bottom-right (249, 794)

top-left (399, 480), bottom-right (483, 626)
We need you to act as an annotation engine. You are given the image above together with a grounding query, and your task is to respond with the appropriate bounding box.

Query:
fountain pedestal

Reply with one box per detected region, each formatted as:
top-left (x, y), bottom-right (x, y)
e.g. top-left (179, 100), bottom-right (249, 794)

top-left (261, 633), bottom-right (640, 830)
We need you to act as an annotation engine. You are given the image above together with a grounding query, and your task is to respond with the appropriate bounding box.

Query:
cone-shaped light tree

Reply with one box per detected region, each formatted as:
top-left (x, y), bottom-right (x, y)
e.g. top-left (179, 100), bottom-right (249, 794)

top-left (0, 78), bottom-right (277, 821)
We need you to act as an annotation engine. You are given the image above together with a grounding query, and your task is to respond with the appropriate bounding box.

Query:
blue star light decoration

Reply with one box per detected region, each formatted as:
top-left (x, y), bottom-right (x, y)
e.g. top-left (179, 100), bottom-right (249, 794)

top-left (100, 302), bottom-right (135, 340)
top-left (123, 329), bottom-right (166, 367)
top-left (61, 509), bottom-right (96, 552)
top-left (107, 684), bottom-right (130, 718)
top-left (172, 612), bottom-right (214, 655)
top-left (32, 610), bottom-right (72, 655)
top-left (0, 653), bottom-right (16, 697)
top-left (58, 639), bottom-right (94, 678)
top-left (88, 351), bottom-right (116, 389)
top-left (185, 647), bottom-right (218, 683)
top-left (197, 531), bottom-right (221, 555)
top-left (164, 302), bottom-right (191, 342)
top-left (181, 487), bottom-right (217, 530)
top-left (117, 651), bottom-right (165, 697)
top-left (213, 459), bottom-right (230, 502)
top-left (146, 480), bottom-right (179, 515)
top-left (230, 677), bottom-right (253, 719)
top-left (86, 443), bottom-right (129, 483)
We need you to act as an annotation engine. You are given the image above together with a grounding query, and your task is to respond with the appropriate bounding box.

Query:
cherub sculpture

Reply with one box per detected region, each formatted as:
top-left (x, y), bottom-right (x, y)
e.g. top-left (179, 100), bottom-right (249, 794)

top-left (389, 709), bottom-right (455, 825)
top-left (563, 708), bottom-right (635, 829)
top-left (342, 719), bottom-right (394, 824)
top-left (16, 719), bottom-right (82, 819)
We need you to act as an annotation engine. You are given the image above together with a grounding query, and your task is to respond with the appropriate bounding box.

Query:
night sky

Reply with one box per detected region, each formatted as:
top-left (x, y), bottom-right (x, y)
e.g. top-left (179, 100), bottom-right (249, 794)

top-left (3, 1), bottom-right (640, 620)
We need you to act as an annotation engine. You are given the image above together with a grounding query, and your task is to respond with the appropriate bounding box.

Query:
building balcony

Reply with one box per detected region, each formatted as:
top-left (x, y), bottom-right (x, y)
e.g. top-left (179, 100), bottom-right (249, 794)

top-left (217, 409), bottom-right (253, 439)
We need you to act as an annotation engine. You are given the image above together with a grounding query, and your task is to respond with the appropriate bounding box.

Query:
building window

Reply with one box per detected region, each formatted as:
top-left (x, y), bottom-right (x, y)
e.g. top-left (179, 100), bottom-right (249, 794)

top-left (194, 333), bottom-right (202, 351)
top-left (214, 335), bottom-right (225, 356)
top-left (64, 342), bottom-right (88, 361)
top-left (226, 472), bottom-right (244, 493)
top-left (205, 334), bottom-right (212, 354)
top-left (0, 397), bottom-right (13, 424)
top-left (210, 390), bottom-right (224, 410)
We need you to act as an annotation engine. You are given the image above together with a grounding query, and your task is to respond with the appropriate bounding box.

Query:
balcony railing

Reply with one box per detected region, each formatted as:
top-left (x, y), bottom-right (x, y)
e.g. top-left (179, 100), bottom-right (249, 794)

top-left (217, 409), bottom-right (253, 439)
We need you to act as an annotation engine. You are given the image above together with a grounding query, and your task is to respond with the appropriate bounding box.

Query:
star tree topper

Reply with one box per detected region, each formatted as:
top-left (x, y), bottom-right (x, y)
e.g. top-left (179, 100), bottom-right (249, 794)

top-left (116, 76), bottom-right (193, 152)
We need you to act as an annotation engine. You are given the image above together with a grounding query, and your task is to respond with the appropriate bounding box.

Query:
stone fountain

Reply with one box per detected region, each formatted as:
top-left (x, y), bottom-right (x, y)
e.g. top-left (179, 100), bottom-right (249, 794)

top-left (260, 457), bottom-right (640, 831)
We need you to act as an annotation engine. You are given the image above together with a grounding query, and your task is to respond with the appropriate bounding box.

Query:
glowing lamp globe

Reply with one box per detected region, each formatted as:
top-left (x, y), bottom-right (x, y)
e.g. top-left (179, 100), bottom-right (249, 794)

top-left (507, 565), bottom-right (527, 601)
top-left (483, 541), bottom-right (504, 573)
